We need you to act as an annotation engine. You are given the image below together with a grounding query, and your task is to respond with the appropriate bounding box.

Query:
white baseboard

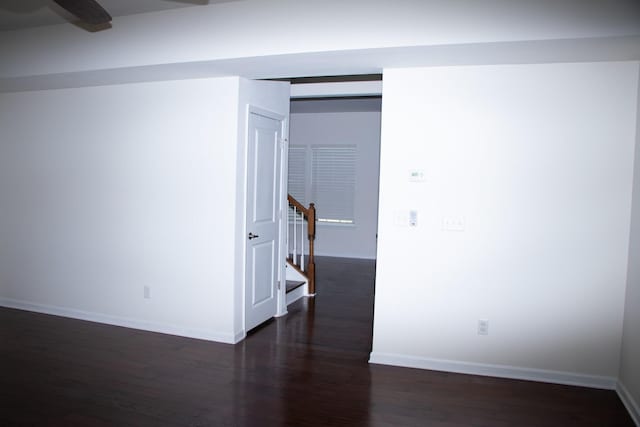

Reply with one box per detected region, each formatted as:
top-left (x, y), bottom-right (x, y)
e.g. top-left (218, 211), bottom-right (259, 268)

top-left (232, 330), bottom-right (246, 344)
top-left (0, 297), bottom-right (238, 344)
top-left (617, 381), bottom-right (640, 426)
top-left (275, 308), bottom-right (288, 318)
top-left (369, 352), bottom-right (617, 390)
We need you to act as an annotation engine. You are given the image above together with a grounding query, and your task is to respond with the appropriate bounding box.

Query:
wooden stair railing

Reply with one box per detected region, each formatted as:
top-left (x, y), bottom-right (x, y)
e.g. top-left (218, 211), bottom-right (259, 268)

top-left (287, 194), bottom-right (316, 294)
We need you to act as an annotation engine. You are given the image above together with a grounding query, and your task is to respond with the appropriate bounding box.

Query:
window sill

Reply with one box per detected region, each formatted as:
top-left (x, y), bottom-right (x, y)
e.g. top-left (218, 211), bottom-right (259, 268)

top-left (317, 221), bottom-right (357, 228)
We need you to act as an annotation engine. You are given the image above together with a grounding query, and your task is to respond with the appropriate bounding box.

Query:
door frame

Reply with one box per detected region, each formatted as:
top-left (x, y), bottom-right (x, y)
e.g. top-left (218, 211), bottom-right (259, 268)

top-left (243, 105), bottom-right (289, 334)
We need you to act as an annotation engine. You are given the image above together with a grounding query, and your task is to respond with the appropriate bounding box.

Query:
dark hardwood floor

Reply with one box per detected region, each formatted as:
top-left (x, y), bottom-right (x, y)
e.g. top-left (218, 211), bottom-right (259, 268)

top-left (0, 256), bottom-right (634, 426)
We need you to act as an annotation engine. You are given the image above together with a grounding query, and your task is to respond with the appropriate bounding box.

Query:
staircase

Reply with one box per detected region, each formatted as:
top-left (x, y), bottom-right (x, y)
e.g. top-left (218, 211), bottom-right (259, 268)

top-left (286, 194), bottom-right (316, 305)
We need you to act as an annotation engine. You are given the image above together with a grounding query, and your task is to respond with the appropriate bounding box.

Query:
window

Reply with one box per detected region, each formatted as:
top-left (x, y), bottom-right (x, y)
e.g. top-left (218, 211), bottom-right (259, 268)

top-left (311, 146), bottom-right (356, 224)
top-left (288, 145), bottom-right (357, 225)
top-left (287, 146), bottom-right (307, 205)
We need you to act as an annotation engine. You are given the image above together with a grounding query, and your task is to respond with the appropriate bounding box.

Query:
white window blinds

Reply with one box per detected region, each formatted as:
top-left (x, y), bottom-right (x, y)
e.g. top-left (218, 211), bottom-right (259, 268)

top-left (287, 146), bottom-right (307, 205)
top-left (311, 146), bottom-right (356, 224)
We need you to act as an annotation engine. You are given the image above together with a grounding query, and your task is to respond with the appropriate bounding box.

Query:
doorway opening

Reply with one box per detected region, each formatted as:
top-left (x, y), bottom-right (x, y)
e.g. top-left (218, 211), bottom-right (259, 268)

top-left (284, 75), bottom-right (382, 304)
top-left (288, 96), bottom-right (382, 259)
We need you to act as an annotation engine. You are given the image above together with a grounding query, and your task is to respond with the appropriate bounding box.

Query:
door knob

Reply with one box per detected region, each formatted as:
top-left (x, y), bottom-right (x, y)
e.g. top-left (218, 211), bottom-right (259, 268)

top-left (248, 232), bottom-right (259, 240)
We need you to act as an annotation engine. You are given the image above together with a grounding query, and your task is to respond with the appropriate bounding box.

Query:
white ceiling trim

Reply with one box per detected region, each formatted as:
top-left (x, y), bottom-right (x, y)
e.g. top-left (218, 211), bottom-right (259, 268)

top-left (290, 81), bottom-right (382, 99)
top-left (1, 35), bottom-right (639, 93)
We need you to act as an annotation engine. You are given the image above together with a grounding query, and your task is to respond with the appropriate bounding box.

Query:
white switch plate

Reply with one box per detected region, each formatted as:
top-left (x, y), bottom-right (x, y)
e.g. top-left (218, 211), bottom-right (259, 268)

top-left (394, 210), bottom-right (418, 227)
top-left (443, 216), bottom-right (465, 231)
top-left (478, 319), bottom-right (489, 335)
top-left (394, 210), bottom-right (408, 226)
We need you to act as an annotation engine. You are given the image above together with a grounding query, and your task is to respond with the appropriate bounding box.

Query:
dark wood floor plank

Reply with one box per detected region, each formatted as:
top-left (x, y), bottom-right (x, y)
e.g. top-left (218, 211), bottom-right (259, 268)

top-left (0, 256), bottom-right (634, 426)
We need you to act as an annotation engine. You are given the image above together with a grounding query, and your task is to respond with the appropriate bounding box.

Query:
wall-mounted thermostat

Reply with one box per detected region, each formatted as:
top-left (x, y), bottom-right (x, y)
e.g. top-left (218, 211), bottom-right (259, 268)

top-left (409, 170), bottom-right (426, 182)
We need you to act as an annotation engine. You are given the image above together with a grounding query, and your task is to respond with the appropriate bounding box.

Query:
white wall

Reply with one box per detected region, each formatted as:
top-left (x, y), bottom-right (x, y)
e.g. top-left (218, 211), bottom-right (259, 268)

top-left (0, 77), bottom-right (243, 343)
top-left (371, 62), bottom-right (639, 387)
top-left (620, 69), bottom-right (640, 423)
top-left (289, 111), bottom-right (381, 259)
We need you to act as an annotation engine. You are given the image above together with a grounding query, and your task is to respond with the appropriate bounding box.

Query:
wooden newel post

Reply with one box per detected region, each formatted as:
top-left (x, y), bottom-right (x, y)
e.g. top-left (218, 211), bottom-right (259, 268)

top-left (307, 203), bottom-right (316, 294)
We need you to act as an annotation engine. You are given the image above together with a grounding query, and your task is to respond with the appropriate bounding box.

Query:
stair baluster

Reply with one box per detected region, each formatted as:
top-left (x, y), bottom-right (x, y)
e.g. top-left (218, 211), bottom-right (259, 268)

top-left (287, 194), bottom-right (316, 294)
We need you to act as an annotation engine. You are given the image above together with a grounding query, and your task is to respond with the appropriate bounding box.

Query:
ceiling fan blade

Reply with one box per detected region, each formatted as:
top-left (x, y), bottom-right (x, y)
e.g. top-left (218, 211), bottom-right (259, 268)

top-left (53, 0), bottom-right (112, 25)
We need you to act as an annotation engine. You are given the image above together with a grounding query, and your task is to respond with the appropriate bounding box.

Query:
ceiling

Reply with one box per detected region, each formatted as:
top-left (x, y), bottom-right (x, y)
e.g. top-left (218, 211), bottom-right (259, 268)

top-left (0, 0), bottom-right (237, 31)
top-left (1, 0), bottom-right (638, 93)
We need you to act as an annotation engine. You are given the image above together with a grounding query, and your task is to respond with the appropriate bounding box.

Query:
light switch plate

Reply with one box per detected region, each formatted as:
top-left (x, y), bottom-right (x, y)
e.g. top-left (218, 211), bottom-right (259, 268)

top-left (394, 210), bottom-right (408, 227)
top-left (443, 216), bottom-right (465, 231)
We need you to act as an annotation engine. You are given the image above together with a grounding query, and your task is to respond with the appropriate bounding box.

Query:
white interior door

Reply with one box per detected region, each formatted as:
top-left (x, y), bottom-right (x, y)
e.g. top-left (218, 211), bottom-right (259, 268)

top-left (245, 109), bottom-right (283, 331)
